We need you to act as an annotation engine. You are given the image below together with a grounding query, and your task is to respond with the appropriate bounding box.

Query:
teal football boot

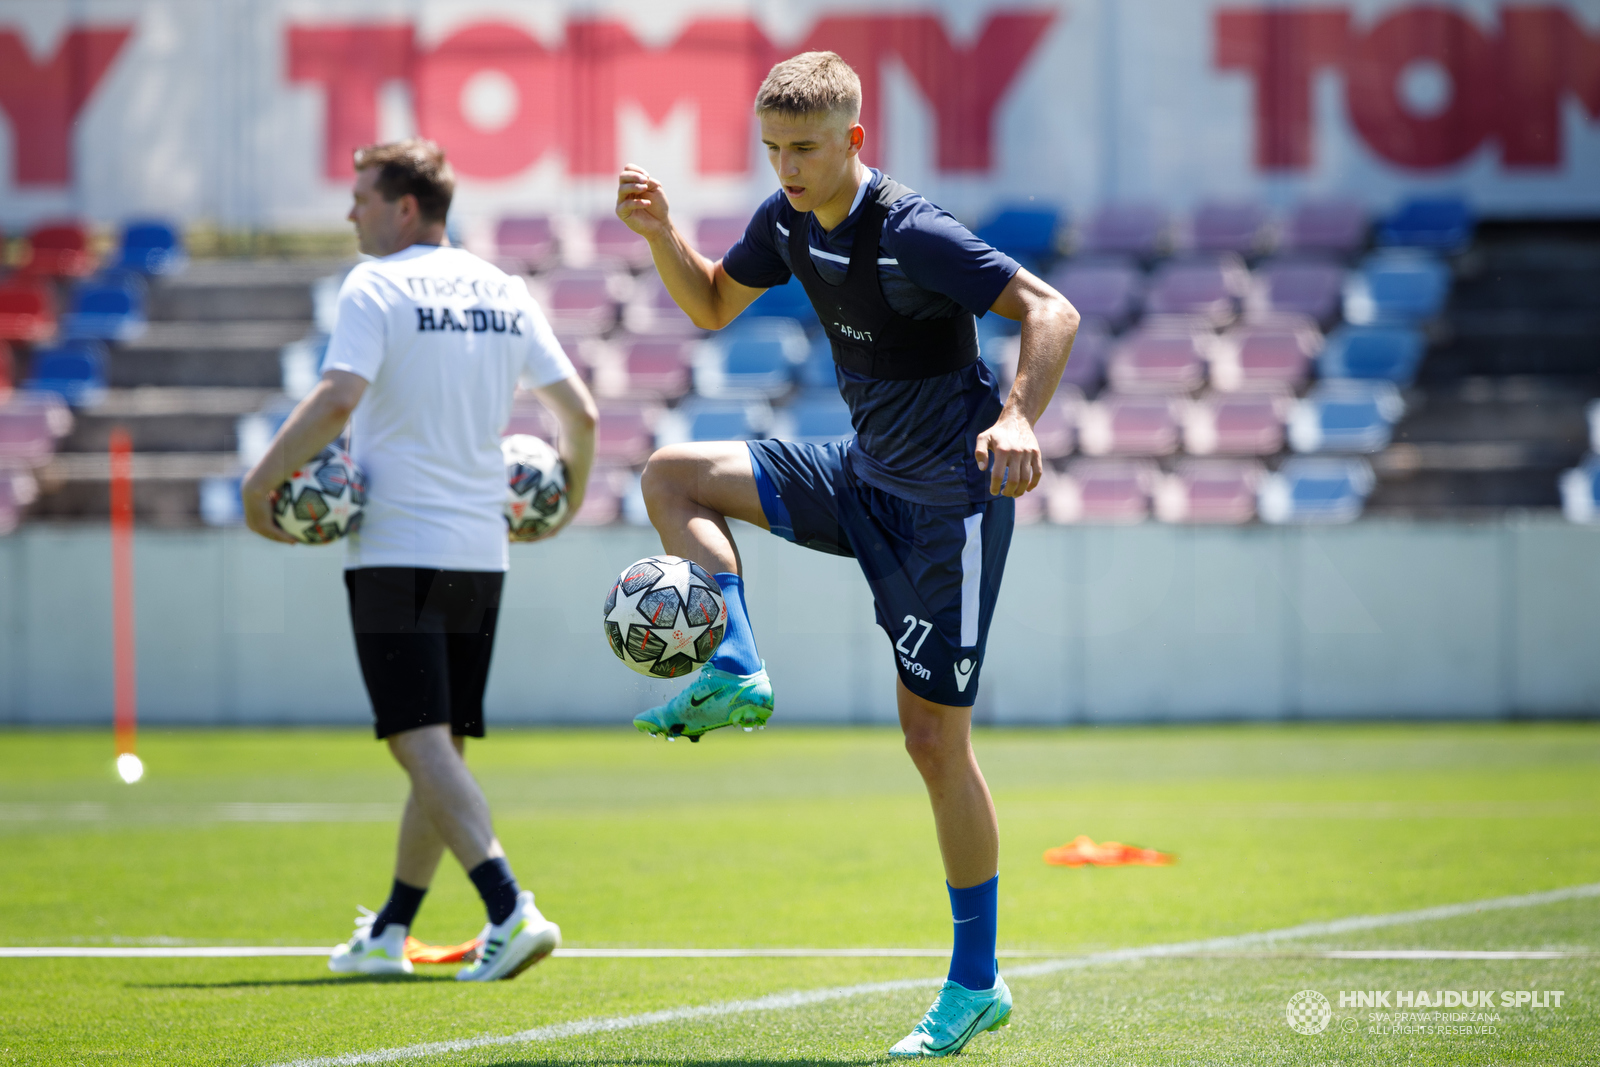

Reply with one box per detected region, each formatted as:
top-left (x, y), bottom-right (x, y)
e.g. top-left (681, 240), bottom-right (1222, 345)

top-left (633, 663), bottom-right (773, 742)
top-left (888, 975), bottom-right (1012, 1057)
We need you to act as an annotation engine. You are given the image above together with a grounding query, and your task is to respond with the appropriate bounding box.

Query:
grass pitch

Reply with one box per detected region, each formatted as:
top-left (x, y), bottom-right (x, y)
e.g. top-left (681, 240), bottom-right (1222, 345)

top-left (1, 722), bottom-right (1597, 1065)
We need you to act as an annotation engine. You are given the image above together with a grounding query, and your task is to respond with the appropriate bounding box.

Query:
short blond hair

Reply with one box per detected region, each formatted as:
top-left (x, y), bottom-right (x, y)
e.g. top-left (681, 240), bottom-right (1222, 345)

top-left (754, 52), bottom-right (862, 122)
top-left (353, 138), bottom-right (455, 222)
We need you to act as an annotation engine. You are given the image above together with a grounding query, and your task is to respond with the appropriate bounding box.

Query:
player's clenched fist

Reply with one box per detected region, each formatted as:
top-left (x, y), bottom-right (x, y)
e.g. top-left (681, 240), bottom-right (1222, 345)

top-left (616, 165), bottom-right (671, 240)
top-left (975, 412), bottom-right (1044, 499)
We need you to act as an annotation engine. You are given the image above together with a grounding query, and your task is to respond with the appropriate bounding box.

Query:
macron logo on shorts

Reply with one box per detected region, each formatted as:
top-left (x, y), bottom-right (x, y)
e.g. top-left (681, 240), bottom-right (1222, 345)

top-left (953, 658), bottom-right (976, 693)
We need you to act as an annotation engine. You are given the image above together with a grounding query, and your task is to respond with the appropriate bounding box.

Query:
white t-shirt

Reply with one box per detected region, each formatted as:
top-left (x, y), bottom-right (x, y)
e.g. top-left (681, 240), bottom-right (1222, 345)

top-left (323, 244), bottom-right (575, 572)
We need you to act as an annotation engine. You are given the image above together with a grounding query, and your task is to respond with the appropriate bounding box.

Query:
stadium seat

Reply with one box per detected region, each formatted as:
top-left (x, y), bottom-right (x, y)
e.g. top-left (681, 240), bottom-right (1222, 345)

top-left (622, 273), bottom-right (704, 337)
top-left (21, 341), bottom-right (109, 407)
top-left (696, 216), bottom-right (749, 258)
top-left (745, 277), bottom-right (819, 327)
top-left (1191, 200), bottom-right (1271, 255)
top-left (657, 399), bottom-right (773, 446)
top-left (1559, 457), bottom-right (1600, 524)
top-left (1060, 321), bottom-right (1111, 395)
top-left (1376, 197), bottom-right (1474, 253)
top-left (494, 216), bottom-right (558, 274)
top-left (1045, 260), bottom-right (1143, 331)
top-left (1258, 457), bottom-right (1375, 524)
top-left (773, 393), bottom-right (855, 445)
top-left (0, 467), bottom-right (39, 535)
top-left (62, 279), bottom-right (147, 342)
top-left (1033, 384), bottom-right (1083, 459)
top-left (117, 219), bottom-right (187, 275)
top-left (1208, 322), bottom-right (1320, 393)
top-left (1080, 203), bottom-right (1168, 258)
top-left (1145, 256), bottom-right (1249, 325)
top-left (1250, 259), bottom-right (1345, 326)
top-left (1077, 394), bottom-right (1181, 456)
top-left (1182, 392), bottom-right (1289, 456)
top-left (0, 392), bottom-right (73, 465)
top-left (594, 401), bottom-right (661, 465)
top-left (1106, 331), bottom-right (1208, 394)
top-left (694, 319), bottom-right (806, 400)
top-left (0, 283), bottom-right (57, 343)
top-left (1317, 325), bottom-right (1426, 385)
top-left (602, 336), bottom-right (694, 401)
top-left (1153, 459), bottom-right (1264, 524)
top-left (591, 216), bottom-right (652, 270)
top-left (535, 269), bottom-right (627, 336)
top-left (1046, 459), bottom-right (1157, 524)
top-left (21, 221), bottom-right (96, 277)
top-left (976, 207), bottom-right (1062, 270)
top-left (1288, 381), bottom-right (1404, 453)
top-left (199, 475), bottom-right (244, 527)
top-left (1282, 198), bottom-right (1368, 255)
top-left (572, 465), bottom-right (626, 526)
top-left (0, 341), bottom-right (12, 397)
top-left (1342, 251), bottom-right (1451, 325)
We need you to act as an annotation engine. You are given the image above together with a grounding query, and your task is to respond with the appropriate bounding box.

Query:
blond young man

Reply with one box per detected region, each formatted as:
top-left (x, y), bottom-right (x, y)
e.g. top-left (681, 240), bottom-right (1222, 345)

top-left (243, 139), bottom-right (597, 981)
top-left (616, 53), bottom-right (1078, 1056)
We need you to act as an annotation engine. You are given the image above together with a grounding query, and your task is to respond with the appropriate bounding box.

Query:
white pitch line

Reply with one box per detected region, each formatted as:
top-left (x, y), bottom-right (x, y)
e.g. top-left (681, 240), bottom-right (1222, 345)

top-left (1317, 950), bottom-right (1582, 960)
top-left (264, 880), bottom-right (1600, 1067)
top-left (0, 947), bottom-right (990, 960)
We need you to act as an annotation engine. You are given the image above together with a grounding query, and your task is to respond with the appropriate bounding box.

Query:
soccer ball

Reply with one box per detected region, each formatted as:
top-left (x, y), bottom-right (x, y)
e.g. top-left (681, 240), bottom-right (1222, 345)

top-left (271, 444), bottom-right (366, 544)
top-left (603, 555), bottom-right (727, 678)
top-left (502, 434), bottom-right (568, 541)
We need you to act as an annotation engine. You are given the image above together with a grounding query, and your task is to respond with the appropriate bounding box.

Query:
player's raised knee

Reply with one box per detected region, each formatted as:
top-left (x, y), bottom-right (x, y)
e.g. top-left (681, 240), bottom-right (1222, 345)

top-left (639, 445), bottom-right (711, 509)
top-left (903, 727), bottom-right (957, 780)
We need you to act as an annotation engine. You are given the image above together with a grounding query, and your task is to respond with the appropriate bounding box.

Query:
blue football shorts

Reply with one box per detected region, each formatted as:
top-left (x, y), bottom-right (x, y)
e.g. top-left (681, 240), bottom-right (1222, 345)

top-left (747, 438), bottom-right (1014, 708)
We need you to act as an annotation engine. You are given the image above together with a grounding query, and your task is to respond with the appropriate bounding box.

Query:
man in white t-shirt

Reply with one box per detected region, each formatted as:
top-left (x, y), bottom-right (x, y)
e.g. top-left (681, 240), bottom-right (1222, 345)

top-left (242, 139), bottom-right (597, 982)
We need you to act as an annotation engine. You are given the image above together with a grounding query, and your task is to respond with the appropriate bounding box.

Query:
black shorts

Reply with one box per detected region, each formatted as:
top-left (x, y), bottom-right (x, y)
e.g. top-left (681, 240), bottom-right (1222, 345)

top-left (344, 567), bottom-right (505, 740)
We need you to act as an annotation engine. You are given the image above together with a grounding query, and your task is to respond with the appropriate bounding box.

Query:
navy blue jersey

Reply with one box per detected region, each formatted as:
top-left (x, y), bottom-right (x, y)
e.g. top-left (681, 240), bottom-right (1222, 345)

top-left (722, 170), bottom-right (1019, 507)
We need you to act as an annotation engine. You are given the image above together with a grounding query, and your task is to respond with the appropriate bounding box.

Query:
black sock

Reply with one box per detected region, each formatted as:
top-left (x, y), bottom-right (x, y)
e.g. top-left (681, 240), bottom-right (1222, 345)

top-left (468, 857), bottom-right (520, 925)
top-left (369, 878), bottom-right (427, 938)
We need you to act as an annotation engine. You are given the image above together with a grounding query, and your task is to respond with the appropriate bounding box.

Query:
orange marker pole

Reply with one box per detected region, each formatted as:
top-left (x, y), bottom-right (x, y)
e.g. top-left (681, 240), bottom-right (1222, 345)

top-left (109, 428), bottom-right (140, 780)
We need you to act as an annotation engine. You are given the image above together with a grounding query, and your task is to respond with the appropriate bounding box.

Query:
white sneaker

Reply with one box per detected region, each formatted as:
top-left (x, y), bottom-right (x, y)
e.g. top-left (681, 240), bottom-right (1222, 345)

top-left (455, 891), bottom-right (560, 981)
top-left (328, 907), bottom-right (413, 976)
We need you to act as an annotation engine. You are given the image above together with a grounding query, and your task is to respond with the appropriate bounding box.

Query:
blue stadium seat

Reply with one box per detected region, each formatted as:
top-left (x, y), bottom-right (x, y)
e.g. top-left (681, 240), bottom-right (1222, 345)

top-left (669, 400), bottom-right (772, 444)
top-left (1317, 326), bottom-right (1426, 385)
top-left (21, 341), bottom-right (108, 407)
top-left (1560, 457), bottom-right (1600, 524)
top-left (745, 278), bottom-right (818, 327)
top-left (199, 476), bottom-right (244, 527)
top-left (1376, 197), bottom-right (1474, 252)
top-left (1342, 251), bottom-right (1450, 325)
top-left (976, 207), bottom-right (1061, 270)
top-left (117, 219), bottom-right (187, 275)
top-left (776, 394), bottom-right (854, 445)
top-left (694, 319), bottom-right (807, 400)
top-left (1288, 381), bottom-right (1404, 454)
top-left (1258, 457), bottom-right (1374, 524)
top-left (62, 280), bottom-right (147, 341)
top-left (797, 334), bottom-right (838, 392)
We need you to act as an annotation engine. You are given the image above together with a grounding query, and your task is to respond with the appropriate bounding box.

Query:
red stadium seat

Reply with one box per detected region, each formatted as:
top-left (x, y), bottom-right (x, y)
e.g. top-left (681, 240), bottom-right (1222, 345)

top-left (1208, 323), bottom-right (1321, 393)
top-left (1283, 198), bottom-right (1368, 255)
top-left (1106, 331), bottom-right (1208, 394)
top-left (1181, 393), bottom-right (1290, 455)
top-left (0, 282), bottom-right (57, 343)
top-left (570, 465), bottom-right (627, 525)
top-left (1248, 259), bottom-right (1345, 326)
top-left (533, 269), bottom-right (627, 336)
top-left (1077, 394), bottom-right (1181, 456)
top-left (623, 273), bottom-right (704, 337)
top-left (1080, 203), bottom-right (1168, 257)
top-left (598, 336), bottom-right (695, 401)
top-left (494, 216), bottom-right (558, 274)
top-left (1047, 459), bottom-right (1157, 524)
top-left (592, 217), bottom-right (652, 270)
top-left (1045, 260), bottom-right (1143, 331)
top-left (21, 221), bottom-right (96, 277)
top-left (1034, 384), bottom-right (1083, 459)
top-left (594, 400), bottom-right (661, 465)
top-left (0, 392), bottom-right (73, 465)
top-left (1153, 460), bottom-right (1264, 524)
top-left (1145, 255), bottom-right (1249, 325)
top-left (1191, 200), bottom-right (1271, 255)
top-left (696, 216), bottom-right (749, 258)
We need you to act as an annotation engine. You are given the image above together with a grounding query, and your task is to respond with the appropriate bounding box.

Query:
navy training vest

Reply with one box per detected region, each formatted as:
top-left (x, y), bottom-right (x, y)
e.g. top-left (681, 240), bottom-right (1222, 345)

top-left (787, 176), bottom-right (980, 382)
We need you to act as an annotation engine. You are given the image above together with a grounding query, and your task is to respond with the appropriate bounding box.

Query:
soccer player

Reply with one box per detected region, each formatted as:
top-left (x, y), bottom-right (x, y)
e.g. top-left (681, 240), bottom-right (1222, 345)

top-left (616, 53), bottom-right (1078, 1057)
top-left (241, 139), bottom-right (598, 981)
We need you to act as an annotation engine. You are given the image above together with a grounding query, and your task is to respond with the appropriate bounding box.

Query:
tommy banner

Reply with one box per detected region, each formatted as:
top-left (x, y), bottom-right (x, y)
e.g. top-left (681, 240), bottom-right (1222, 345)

top-left (1, 0), bottom-right (1597, 230)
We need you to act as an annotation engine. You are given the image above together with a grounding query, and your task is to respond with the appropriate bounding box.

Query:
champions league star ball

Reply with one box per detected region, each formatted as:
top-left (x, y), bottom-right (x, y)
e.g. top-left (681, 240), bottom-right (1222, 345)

top-left (604, 556), bottom-right (727, 679)
top-left (502, 434), bottom-right (568, 541)
top-left (271, 444), bottom-right (366, 544)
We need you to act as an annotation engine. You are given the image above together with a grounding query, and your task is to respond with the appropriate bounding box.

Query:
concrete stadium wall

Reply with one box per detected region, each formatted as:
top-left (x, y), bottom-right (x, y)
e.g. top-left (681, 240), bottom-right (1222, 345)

top-left (2, 519), bottom-right (1598, 727)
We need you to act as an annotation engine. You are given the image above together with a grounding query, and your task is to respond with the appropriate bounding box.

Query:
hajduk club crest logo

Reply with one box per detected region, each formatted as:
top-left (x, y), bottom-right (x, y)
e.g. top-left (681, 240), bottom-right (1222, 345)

top-left (1285, 990), bottom-right (1332, 1034)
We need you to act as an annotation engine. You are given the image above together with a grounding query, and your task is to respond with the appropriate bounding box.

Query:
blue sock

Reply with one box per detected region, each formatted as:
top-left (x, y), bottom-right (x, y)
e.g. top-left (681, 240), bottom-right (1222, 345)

top-left (947, 875), bottom-right (999, 991)
top-left (708, 573), bottom-right (761, 676)
top-left (370, 878), bottom-right (426, 937)
top-left (467, 857), bottom-right (520, 925)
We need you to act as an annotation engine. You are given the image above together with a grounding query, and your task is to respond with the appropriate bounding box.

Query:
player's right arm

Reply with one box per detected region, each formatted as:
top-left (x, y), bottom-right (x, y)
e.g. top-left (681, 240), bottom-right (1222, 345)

top-left (616, 165), bottom-right (764, 330)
